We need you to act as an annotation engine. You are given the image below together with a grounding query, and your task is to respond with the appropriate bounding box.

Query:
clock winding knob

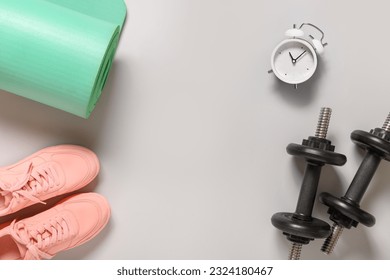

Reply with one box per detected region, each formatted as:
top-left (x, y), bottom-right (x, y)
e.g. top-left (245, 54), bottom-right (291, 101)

top-left (285, 28), bottom-right (304, 38)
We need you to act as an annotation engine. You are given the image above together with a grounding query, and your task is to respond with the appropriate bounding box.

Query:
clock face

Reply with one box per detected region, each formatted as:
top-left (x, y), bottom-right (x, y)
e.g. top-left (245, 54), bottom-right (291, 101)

top-left (271, 39), bottom-right (317, 84)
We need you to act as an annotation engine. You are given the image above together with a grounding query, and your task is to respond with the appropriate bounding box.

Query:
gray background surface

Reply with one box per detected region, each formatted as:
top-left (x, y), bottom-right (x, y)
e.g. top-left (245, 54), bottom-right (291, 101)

top-left (0, 0), bottom-right (390, 259)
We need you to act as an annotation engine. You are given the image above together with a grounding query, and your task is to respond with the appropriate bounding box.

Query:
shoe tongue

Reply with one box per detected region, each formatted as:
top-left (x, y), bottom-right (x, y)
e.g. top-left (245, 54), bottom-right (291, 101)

top-left (0, 162), bottom-right (32, 207)
top-left (0, 162), bottom-right (31, 186)
top-left (2, 195), bottom-right (12, 208)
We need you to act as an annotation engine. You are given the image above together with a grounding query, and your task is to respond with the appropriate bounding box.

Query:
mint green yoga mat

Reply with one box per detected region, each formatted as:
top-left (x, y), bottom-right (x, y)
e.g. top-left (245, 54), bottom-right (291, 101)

top-left (0, 0), bottom-right (127, 118)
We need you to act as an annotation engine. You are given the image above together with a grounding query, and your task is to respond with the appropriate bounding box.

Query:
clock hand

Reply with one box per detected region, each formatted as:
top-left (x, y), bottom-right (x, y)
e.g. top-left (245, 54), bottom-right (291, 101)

top-left (295, 50), bottom-right (307, 62)
top-left (289, 52), bottom-right (296, 64)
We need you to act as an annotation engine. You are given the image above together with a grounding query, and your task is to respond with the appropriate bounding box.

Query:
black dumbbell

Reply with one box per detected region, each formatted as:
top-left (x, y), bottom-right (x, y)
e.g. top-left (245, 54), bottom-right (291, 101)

top-left (271, 107), bottom-right (347, 260)
top-left (320, 112), bottom-right (390, 255)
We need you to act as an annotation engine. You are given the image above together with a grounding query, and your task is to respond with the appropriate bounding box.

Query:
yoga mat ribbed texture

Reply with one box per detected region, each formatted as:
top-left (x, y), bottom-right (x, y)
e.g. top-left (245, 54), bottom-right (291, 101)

top-left (0, 0), bottom-right (127, 118)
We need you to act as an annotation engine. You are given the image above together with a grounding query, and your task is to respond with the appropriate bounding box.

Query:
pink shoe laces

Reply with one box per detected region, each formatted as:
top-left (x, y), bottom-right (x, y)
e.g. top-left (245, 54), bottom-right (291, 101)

top-left (0, 163), bottom-right (60, 206)
top-left (9, 217), bottom-right (71, 260)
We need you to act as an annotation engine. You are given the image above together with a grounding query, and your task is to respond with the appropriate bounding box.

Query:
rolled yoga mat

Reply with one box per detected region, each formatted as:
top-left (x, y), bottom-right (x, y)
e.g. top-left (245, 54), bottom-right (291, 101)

top-left (0, 0), bottom-right (127, 118)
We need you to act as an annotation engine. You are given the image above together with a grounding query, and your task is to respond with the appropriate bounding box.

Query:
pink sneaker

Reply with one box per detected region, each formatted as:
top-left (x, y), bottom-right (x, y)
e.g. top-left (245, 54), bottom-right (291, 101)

top-left (0, 192), bottom-right (110, 259)
top-left (0, 145), bottom-right (99, 217)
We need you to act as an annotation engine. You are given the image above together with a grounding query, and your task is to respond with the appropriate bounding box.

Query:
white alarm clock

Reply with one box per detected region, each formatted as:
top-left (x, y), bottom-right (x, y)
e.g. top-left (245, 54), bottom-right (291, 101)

top-left (268, 23), bottom-right (327, 88)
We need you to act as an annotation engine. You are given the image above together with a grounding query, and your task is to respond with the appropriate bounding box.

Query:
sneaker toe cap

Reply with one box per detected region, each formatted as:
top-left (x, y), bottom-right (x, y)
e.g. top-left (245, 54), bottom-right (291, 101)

top-left (63, 193), bottom-right (110, 248)
top-left (50, 146), bottom-right (100, 190)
